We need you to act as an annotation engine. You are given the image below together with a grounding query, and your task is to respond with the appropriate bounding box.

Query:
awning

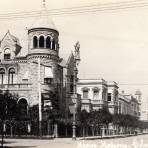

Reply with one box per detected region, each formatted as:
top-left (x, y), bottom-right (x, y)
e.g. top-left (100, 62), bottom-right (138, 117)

top-left (22, 71), bottom-right (29, 80)
top-left (44, 66), bottom-right (53, 78)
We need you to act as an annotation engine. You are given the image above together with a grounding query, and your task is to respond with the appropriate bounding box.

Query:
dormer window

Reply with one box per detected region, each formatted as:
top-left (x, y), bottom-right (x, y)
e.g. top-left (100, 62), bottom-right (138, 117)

top-left (4, 48), bottom-right (11, 60)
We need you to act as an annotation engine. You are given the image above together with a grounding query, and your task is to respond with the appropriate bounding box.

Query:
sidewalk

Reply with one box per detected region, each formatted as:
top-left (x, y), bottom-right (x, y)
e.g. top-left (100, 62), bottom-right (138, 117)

top-left (77, 133), bottom-right (142, 140)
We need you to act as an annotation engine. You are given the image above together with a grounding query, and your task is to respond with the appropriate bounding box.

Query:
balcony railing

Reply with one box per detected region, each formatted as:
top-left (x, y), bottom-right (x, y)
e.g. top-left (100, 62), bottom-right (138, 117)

top-left (91, 99), bottom-right (106, 105)
top-left (0, 83), bottom-right (31, 90)
top-left (81, 99), bottom-right (91, 104)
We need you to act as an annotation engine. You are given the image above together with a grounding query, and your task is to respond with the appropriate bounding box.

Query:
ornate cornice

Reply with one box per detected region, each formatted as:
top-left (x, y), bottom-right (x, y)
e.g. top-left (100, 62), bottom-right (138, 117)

top-left (27, 53), bottom-right (59, 61)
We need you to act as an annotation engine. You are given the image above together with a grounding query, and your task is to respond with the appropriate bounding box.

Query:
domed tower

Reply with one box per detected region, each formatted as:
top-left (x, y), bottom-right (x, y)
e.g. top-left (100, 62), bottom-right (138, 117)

top-left (135, 89), bottom-right (142, 104)
top-left (27, 2), bottom-right (60, 105)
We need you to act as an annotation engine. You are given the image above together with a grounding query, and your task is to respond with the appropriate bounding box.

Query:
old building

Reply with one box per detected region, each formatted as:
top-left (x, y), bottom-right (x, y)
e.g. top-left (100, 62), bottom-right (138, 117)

top-left (0, 3), bottom-right (80, 121)
top-left (107, 81), bottom-right (118, 114)
top-left (118, 93), bottom-right (131, 115)
top-left (118, 90), bottom-right (141, 118)
top-left (77, 79), bottom-right (119, 113)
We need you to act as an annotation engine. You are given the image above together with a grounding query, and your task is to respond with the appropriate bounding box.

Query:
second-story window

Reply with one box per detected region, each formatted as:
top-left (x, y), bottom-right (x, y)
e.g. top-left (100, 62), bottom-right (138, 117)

top-left (93, 90), bottom-right (99, 99)
top-left (0, 68), bottom-right (5, 85)
top-left (4, 48), bottom-right (11, 60)
top-left (83, 90), bottom-right (88, 99)
top-left (107, 93), bottom-right (112, 102)
top-left (8, 68), bottom-right (15, 84)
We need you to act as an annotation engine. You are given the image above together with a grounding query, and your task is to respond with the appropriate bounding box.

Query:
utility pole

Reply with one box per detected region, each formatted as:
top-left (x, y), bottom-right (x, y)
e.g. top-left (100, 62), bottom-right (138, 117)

top-left (38, 57), bottom-right (42, 137)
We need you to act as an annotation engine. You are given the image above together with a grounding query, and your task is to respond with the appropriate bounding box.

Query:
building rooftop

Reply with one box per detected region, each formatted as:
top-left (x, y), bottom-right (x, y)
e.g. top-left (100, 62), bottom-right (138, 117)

top-left (28, 3), bottom-right (57, 31)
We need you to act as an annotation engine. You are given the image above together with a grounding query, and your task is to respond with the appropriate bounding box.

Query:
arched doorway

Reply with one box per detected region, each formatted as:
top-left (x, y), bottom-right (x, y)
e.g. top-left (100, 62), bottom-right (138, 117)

top-left (18, 98), bottom-right (28, 117)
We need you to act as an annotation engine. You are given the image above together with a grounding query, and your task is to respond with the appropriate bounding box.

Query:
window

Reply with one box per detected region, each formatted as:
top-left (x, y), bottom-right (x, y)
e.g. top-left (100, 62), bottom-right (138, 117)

top-left (70, 75), bottom-right (74, 93)
top-left (39, 36), bottom-right (44, 48)
top-left (8, 68), bottom-right (15, 84)
top-left (33, 36), bottom-right (38, 48)
top-left (46, 36), bottom-right (51, 48)
top-left (44, 67), bottom-right (53, 84)
top-left (44, 78), bottom-right (52, 84)
top-left (83, 90), bottom-right (88, 99)
top-left (4, 48), bottom-right (11, 60)
top-left (52, 39), bottom-right (56, 50)
top-left (107, 93), bottom-right (112, 102)
top-left (0, 68), bottom-right (5, 85)
top-left (93, 90), bottom-right (99, 99)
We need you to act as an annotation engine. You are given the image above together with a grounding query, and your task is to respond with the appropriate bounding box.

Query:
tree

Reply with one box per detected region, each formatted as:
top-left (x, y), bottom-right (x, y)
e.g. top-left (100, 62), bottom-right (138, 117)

top-left (0, 90), bottom-right (18, 147)
top-left (78, 110), bottom-right (89, 137)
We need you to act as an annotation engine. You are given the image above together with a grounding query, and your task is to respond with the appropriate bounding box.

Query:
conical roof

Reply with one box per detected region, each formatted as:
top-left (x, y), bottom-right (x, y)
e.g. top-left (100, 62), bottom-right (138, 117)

top-left (29, 2), bottom-right (57, 31)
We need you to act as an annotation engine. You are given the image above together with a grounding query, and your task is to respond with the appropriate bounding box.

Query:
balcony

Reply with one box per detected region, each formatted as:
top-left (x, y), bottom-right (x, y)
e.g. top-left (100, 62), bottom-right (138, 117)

top-left (81, 99), bottom-right (91, 104)
top-left (91, 99), bottom-right (106, 105)
top-left (0, 83), bottom-right (32, 91)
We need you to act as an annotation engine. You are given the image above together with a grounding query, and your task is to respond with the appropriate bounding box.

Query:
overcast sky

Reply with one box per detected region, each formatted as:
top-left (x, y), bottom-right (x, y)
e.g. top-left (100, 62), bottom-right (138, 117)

top-left (0, 0), bottom-right (148, 109)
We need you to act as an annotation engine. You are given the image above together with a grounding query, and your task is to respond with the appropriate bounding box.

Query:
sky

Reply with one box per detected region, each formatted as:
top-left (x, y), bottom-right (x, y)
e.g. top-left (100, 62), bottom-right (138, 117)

top-left (0, 0), bottom-right (148, 109)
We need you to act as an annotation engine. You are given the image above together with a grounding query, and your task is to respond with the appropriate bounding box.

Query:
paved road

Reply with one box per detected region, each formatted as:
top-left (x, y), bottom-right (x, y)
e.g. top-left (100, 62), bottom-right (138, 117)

top-left (3, 134), bottom-right (148, 148)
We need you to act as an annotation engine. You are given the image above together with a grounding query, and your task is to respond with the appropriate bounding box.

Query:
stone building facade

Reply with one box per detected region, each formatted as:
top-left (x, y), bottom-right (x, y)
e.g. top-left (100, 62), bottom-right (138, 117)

top-left (118, 90), bottom-right (141, 118)
top-left (77, 79), bottom-right (118, 113)
top-left (0, 6), bottom-right (79, 119)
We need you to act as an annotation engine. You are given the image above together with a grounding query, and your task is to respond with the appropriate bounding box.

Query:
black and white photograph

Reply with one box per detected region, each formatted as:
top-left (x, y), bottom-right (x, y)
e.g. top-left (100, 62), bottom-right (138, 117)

top-left (0, 0), bottom-right (148, 147)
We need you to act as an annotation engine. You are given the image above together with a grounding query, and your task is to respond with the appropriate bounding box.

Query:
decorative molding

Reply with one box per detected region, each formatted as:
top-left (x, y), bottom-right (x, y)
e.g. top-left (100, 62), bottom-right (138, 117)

top-left (81, 87), bottom-right (90, 91)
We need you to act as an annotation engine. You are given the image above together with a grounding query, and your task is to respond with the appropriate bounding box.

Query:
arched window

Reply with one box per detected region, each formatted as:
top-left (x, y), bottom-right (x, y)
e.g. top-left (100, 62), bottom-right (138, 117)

top-left (0, 68), bottom-right (5, 85)
top-left (4, 48), bottom-right (11, 60)
top-left (33, 36), bottom-right (38, 48)
top-left (46, 36), bottom-right (51, 48)
top-left (39, 36), bottom-right (44, 48)
top-left (18, 98), bottom-right (28, 116)
top-left (52, 39), bottom-right (56, 50)
top-left (8, 68), bottom-right (15, 84)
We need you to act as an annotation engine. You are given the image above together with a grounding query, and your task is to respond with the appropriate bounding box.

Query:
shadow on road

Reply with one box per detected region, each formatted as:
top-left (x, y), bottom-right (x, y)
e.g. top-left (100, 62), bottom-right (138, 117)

top-left (0, 140), bottom-right (36, 148)
top-left (0, 146), bottom-right (36, 148)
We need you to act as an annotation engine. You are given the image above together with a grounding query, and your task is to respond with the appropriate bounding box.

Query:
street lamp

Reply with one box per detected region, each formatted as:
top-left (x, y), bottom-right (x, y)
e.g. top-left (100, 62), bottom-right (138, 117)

top-left (68, 41), bottom-right (80, 140)
top-left (69, 102), bottom-right (76, 140)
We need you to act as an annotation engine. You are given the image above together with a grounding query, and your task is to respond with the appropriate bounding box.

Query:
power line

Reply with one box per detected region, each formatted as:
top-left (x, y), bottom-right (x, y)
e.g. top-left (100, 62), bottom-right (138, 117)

top-left (0, 0), bottom-right (147, 19)
top-left (119, 83), bottom-right (148, 86)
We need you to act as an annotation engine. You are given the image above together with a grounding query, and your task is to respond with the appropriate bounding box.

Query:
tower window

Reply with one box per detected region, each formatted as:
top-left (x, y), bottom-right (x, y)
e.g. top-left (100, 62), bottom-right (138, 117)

top-left (33, 36), bottom-right (38, 48)
top-left (8, 68), bottom-right (15, 84)
top-left (46, 36), bottom-right (51, 48)
top-left (52, 39), bottom-right (56, 50)
top-left (4, 48), bottom-right (11, 60)
top-left (0, 68), bottom-right (5, 85)
top-left (39, 36), bottom-right (45, 48)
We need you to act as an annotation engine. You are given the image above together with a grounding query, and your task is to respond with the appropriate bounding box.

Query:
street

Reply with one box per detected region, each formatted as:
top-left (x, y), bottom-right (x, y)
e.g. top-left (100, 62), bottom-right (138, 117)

top-left (2, 134), bottom-right (148, 148)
